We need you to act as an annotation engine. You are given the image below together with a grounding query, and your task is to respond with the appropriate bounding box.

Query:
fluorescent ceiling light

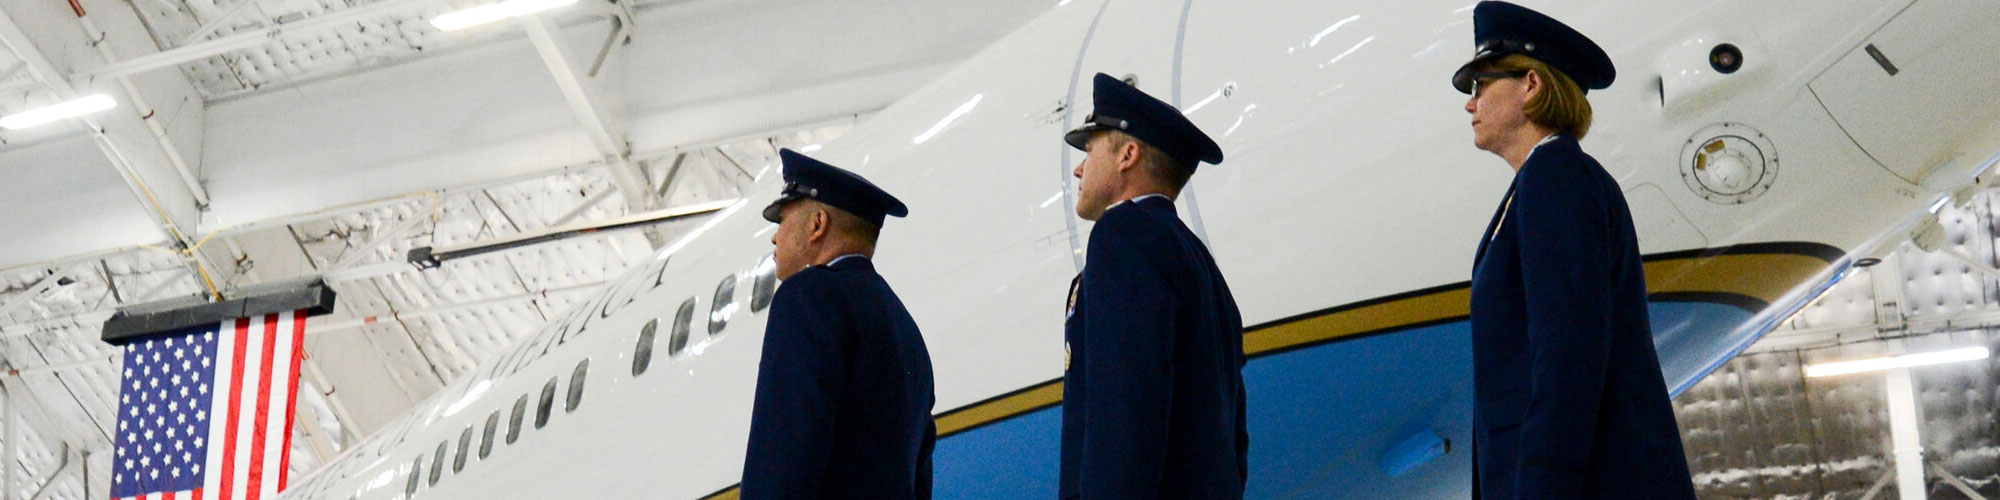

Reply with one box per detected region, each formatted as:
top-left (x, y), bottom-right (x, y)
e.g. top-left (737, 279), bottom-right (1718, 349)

top-left (0, 94), bottom-right (116, 130)
top-left (431, 0), bottom-right (578, 31)
top-left (1805, 346), bottom-right (1990, 378)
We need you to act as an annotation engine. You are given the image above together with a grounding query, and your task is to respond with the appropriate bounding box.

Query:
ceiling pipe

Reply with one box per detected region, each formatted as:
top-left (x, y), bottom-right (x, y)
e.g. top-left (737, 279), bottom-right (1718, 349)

top-left (69, 0), bottom-right (210, 207)
top-left (0, 6), bottom-right (223, 300)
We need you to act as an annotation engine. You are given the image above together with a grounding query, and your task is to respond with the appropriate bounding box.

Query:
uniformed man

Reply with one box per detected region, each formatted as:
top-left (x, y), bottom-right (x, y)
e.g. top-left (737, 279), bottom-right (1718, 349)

top-left (741, 149), bottom-right (935, 500)
top-left (1058, 73), bottom-right (1246, 499)
top-left (1455, 2), bottom-right (1698, 499)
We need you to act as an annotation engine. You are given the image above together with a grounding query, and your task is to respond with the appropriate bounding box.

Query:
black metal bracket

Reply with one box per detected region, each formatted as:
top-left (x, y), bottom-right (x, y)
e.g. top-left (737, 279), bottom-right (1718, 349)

top-left (101, 278), bottom-right (338, 346)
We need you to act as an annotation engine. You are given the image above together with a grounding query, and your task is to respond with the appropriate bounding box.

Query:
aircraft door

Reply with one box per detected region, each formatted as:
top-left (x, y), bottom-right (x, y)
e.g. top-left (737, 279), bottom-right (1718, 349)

top-left (1810, 0), bottom-right (2000, 185)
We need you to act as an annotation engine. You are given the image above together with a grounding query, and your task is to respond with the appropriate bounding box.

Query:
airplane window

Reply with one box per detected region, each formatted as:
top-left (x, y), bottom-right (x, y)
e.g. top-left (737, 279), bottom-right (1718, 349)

top-left (428, 441), bottom-right (446, 486)
top-left (750, 253), bottom-right (777, 313)
top-left (709, 275), bottom-right (738, 335)
top-left (453, 426), bottom-right (472, 473)
top-left (405, 457), bottom-right (421, 496)
top-left (566, 359), bottom-right (588, 413)
top-left (480, 411), bottom-right (499, 459)
top-left (536, 377), bottom-right (558, 429)
top-left (632, 319), bottom-right (658, 376)
top-left (670, 298), bottom-right (695, 357)
top-left (507, 395), bottom-right (527, 444)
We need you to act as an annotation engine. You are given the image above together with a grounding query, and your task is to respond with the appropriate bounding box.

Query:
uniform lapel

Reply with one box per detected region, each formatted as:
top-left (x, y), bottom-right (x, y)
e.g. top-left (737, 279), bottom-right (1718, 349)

top-left (1474, 180), bottom-right (1519, 268)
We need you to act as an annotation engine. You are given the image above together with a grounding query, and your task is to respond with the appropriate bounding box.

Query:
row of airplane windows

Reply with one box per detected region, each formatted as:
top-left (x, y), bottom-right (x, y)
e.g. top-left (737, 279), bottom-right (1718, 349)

top-left (394, 255), bottom-right (779, 498)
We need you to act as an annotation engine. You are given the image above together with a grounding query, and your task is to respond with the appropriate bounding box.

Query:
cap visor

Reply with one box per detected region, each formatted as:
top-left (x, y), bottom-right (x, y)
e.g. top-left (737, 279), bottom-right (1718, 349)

top-left (1064, 124), bottom-right (1109, 151)
top-left (1451, 61), bottom-right (1480, 94)
top-left (762, 196), bottom-right (800, 223)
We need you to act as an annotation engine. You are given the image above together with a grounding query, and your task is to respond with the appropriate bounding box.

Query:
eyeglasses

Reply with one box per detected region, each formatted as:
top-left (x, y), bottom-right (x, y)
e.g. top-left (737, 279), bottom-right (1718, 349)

top-left (1469, 70), bottom-right (1528, 97)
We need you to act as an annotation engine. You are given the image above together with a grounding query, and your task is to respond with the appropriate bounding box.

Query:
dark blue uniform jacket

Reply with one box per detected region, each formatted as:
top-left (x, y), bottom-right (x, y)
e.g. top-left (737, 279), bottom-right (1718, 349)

top-left (742, 257), bottom-right (936, 500)
top-left (1059, 196), bottom-right (1248, 499)
top-left (1469, 136), bottom-right (1697, 500)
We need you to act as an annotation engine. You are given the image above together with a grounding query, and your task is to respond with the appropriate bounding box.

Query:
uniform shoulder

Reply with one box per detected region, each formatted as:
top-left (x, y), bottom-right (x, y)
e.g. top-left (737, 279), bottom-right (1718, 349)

top-left (1518, 139), bottom-right (1613, 197)
top-left (1094, 200), bottom-right (1180, 239)
top-left (773, 266), bottom-right (849, 302)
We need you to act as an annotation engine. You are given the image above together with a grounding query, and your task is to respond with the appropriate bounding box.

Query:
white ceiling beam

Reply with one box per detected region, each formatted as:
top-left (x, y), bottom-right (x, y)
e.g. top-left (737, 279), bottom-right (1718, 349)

top-left (0, 267), bottom-right (78, 319)
top-left (74, 4), bottom-right (210, 208)
top-left (78, 0), bottom-right (450, 80)
top-left (516, 14), bottom-right (654, 215)
top-left (302, 280), bottom-right (606, 336)
top-left (0, 7), bottom-right (225, 300)
top-left (330, 211), bottom-right (436, 270)
top-left (177, 0), bottom-right (261, 47)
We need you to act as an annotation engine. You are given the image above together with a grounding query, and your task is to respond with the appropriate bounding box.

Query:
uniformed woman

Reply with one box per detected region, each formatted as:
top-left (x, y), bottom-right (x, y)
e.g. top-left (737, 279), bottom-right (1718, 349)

top-left (1454, 2), bottom-right (1697, 499)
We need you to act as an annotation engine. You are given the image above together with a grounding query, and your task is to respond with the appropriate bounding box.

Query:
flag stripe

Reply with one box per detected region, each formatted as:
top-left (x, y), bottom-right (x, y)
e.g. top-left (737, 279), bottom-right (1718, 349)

top-left (277, 310), bottom-right (307, 492)
top-left (256, 312), bottom-right (294, 499)
top-left (247, 313), bottom-right (279, 500)
top-left (232, 315), bottom-right (267, 499)
top-left (203, 320), bottom-right (234, 497)
top-left (219, 317), bottom-right (250, 499)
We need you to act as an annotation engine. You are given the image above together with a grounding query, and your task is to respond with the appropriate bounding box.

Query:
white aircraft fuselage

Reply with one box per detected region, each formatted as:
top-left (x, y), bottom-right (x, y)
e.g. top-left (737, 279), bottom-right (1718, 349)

top-left (278, 0), bottom-right (2000, 498)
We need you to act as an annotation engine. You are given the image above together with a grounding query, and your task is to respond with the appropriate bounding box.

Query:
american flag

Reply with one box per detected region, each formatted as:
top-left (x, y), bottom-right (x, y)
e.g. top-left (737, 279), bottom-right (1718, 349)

top-left (111, 310), bottom-right (308, 500)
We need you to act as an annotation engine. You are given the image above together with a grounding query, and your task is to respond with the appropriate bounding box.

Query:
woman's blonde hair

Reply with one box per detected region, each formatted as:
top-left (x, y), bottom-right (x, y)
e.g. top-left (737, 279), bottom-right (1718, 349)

top-left (1489, 54), bottom-right (1593, 139)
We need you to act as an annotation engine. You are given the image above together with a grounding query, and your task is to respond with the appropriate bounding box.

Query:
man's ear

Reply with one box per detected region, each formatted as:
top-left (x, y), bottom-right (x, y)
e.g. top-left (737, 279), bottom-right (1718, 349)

top-left (1116, 139), bottom-right (1142, 173)
top-left (807, 209), bottom-right (830, 243)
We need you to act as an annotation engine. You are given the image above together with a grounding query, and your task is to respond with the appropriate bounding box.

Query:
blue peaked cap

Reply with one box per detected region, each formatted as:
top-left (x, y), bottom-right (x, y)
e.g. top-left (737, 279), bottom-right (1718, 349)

top-left (1064, 73), bottom-right (1223, 170)
top-left (761, 149), bottom-right (909, 227)
top-left (1451, 1), bottom-right (1615, 94)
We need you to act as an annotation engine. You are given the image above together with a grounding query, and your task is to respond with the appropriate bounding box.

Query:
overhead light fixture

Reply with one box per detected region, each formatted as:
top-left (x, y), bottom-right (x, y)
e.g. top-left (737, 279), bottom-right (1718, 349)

top-left (1804, 346), bottom-right (1990, 378)
top-left (0, 94), bottom-right (117, 130)
top-left (431, 0), bottom-right (579, 31)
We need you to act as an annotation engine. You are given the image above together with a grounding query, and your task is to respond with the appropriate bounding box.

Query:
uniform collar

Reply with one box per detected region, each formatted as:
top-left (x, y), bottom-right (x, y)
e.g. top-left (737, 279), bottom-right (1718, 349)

top-left (1120, 193), bottom-right (1171, 207)
top-left (827, 254), bottom-right (869, 267)
top-left (1522, 133), bottom-right (1563, 164)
